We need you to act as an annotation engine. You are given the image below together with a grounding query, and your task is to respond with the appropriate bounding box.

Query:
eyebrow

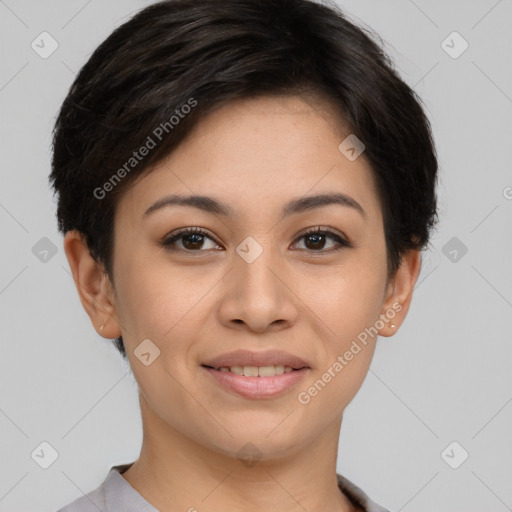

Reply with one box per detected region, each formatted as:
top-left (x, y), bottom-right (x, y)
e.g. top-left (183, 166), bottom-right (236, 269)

top-left (143, 192), bottom-right (366, 220)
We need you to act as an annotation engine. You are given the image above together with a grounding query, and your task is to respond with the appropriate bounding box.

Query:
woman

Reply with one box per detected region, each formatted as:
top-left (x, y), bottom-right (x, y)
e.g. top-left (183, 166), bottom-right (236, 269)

top-left (50, 0), bottom-right (438, 510)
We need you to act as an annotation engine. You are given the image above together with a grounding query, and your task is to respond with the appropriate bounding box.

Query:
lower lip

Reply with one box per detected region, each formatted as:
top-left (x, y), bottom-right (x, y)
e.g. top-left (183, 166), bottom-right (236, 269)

top-left (202, 366), bottom-right (309, 399)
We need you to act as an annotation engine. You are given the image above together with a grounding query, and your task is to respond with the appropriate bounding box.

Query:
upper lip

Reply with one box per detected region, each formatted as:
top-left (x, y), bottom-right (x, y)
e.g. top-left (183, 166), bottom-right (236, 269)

top-left (202, 349), bottom-right (310, 370)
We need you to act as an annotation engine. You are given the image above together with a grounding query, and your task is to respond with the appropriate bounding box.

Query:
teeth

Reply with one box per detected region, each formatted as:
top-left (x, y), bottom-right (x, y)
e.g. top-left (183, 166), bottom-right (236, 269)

top-left (244, 366), bottom-right (259, 377)
top-left (230, 366), bottom-right (244, 375)
top-left (217, 365), bottom-right (295, 376)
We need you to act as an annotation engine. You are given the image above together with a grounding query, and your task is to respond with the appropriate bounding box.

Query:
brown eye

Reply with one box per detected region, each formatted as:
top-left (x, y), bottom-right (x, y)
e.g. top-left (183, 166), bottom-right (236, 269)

top-left (162, 228), bottom-right (221, 252)
top-left (304, 232), bottom-right (328, 250)
top-left (181, 232), bottom-right (206, 250)
top-left (294, 228), bottom-right (351, 252)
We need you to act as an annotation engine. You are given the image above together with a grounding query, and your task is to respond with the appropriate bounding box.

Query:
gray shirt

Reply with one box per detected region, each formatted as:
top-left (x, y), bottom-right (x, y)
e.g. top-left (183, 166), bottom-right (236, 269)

top-left (56, 462), bottom-right (391, 512)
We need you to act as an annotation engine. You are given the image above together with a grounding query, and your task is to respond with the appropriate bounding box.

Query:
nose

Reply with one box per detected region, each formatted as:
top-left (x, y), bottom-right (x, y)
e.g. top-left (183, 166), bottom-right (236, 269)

top-left (217, 245), bottom-right (299, 333)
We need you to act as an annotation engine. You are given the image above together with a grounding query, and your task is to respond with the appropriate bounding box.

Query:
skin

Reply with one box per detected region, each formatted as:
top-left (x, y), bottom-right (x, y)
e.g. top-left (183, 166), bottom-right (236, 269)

top-left (64, 94), bottom-right (421, 512)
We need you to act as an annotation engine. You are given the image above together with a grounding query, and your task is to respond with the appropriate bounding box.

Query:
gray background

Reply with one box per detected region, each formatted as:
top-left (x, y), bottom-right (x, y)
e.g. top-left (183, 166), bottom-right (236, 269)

top-left (1, 0), bottom-right (511, 511)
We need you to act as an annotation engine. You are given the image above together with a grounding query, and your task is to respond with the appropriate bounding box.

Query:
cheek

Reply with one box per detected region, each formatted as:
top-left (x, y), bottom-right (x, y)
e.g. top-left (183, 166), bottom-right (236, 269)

top-left (114, 263), bottom-right (209, 409)
top-left (307, 257), bottom-right (387, 338)
top-left (294, 267), bottom-right (384, 419)
top-left (113, 250), bottom-right (219, 357)
top-left (295, 250), bottom-right (386, 400)
top-left (314, 275), bottom-right (381, 372)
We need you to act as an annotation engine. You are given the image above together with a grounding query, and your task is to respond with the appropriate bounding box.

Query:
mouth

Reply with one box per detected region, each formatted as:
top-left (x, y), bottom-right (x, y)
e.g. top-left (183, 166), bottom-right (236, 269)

top-left (200, 350), bottom-right (310, 399)
top-left (201, 364), bottom-right (304, 377)
top-left (201, 349), bottom-right (310, 373)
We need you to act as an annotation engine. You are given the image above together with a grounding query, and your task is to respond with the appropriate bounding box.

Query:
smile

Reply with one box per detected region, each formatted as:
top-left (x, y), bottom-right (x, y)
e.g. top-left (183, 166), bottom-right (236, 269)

top-left (202, 365), bottom-right (309, 399)
top-left (209, 365), bottom-right (294, 377)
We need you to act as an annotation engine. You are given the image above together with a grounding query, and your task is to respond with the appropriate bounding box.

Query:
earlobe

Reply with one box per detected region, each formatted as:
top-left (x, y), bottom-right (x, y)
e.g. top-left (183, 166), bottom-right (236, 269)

top-left (63, 230), bottom-right (121, 339)
top-left (378, 249), bottom-right (422, 337)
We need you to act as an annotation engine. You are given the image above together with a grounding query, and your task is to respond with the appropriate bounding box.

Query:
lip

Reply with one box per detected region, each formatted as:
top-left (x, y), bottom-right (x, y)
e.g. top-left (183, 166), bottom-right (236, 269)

top-left (201, 349), bottom-right (310, 370)
top-left (202, 366), bottom-right (310, 399)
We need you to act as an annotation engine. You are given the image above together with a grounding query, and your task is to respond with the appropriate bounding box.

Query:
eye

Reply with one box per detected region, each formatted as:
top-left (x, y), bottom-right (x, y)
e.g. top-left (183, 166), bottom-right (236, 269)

top-left (161, 227), bottom-right (222, 252)
top-left (161, 226), bottom-right (352, 254)
top-left (292, 227), bottom-right (351, 252)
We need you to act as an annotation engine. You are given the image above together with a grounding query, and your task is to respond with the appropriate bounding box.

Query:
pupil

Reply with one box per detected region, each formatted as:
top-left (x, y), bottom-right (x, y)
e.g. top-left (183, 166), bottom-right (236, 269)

top-left (184, 233), bottom-right (203, 249)
top-left (306, 233), bottom-right (324, 249)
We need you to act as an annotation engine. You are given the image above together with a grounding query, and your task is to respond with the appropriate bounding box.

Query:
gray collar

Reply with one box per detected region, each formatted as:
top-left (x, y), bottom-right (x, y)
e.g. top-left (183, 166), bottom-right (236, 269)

top-left (72, 462), bottom-right (391, 512)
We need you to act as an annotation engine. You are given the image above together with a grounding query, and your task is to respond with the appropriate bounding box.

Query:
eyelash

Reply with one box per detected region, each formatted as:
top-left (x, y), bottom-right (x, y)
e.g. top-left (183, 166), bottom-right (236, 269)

top-left (160, 226), bottom-right (352, 254)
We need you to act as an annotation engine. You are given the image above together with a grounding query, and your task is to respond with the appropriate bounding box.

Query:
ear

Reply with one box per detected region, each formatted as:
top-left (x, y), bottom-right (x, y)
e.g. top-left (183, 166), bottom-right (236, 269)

top-left (378, 249), bottom-right (422, 337)
top-left (63, 230), bottom-right (122, 339)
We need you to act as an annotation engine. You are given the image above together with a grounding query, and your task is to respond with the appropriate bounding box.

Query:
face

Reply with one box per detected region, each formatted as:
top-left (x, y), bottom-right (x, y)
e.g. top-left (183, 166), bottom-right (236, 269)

top-left (77, 95), bottom-right (416, 460)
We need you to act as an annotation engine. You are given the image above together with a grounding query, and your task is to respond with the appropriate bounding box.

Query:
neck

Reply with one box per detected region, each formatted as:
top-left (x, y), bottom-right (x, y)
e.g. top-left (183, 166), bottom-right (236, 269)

top-left (121, 393), bottom-right (358, 512)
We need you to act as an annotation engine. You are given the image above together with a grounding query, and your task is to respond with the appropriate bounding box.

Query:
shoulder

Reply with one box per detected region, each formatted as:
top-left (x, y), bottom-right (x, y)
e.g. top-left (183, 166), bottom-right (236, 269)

top-left (337, 473), bottom-right (392, 512)
top-left (55, 462), bottom-right (142, 512)
top-left (56, 484), bottom-right (106, 512)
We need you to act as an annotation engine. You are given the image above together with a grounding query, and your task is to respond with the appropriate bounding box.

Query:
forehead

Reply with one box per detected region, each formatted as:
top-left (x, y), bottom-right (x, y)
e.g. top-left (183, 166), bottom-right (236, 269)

top-left (117, 95), bottom-right (382, 226)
